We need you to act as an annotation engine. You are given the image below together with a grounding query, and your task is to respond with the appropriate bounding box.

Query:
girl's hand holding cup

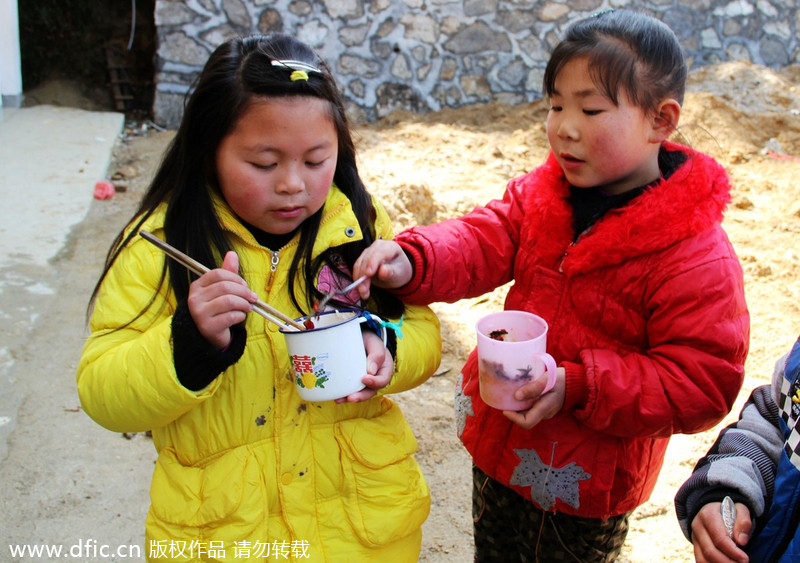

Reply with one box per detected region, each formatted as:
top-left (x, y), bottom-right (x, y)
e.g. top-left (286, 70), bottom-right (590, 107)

top-left (503, 367), bottom-right (566, 429)
top-left (187, 251), bottom-right (258, 350)
top-left (336, 331), bottom-right (395, 403)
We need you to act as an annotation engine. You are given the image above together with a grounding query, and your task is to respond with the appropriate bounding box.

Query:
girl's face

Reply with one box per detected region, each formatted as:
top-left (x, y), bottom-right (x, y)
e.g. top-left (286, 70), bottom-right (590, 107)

top-left (546, 57), bottom-right (662, 195)
top-left (215, 96), bottom-right (338, 235)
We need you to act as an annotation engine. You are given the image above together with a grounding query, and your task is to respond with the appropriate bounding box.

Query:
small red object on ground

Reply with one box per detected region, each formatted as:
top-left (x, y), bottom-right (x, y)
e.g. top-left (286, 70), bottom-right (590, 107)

top-left (93, 180), bottom-right (116, 200)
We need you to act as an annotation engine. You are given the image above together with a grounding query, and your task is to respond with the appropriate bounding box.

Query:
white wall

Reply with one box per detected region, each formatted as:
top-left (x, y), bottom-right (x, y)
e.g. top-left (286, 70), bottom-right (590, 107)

top-left (0, 0), bottom-right (22, 107)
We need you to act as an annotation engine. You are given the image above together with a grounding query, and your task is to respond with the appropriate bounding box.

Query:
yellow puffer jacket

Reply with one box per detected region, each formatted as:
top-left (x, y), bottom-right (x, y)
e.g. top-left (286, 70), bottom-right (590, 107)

top-left (77, 187), bottom-right (442, 562)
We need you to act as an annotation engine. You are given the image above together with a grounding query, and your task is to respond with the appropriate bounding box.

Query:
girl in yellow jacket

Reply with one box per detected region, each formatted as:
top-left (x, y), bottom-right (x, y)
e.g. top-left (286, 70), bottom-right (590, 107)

top-left (77, 34), bottom-right (441, 562)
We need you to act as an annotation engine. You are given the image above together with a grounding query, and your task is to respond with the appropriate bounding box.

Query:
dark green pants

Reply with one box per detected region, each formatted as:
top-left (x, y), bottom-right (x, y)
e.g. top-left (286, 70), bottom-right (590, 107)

top-left (472, 465), bottom-right (630, 562)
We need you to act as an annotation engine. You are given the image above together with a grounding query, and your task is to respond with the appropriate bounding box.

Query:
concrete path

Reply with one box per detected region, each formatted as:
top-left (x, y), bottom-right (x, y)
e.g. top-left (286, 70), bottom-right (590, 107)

top-left (0, 105), bottom-right (152, 562)
top-left (0, 105), bottom-right (124, 267)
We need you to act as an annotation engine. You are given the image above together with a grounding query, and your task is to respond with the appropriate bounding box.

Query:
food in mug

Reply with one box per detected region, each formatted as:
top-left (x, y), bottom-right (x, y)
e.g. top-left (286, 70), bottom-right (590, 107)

top-left (489, 329), bottom-right (509, 341)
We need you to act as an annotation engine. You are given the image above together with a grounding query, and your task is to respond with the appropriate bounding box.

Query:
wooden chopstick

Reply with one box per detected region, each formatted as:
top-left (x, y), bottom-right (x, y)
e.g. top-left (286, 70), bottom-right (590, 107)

top-left (139, 230), bottom-right (305, 331)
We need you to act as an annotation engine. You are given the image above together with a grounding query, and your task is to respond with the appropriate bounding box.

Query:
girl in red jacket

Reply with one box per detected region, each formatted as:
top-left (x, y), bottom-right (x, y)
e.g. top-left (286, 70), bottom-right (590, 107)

top-left (354, 8), bottom-right (749, 562)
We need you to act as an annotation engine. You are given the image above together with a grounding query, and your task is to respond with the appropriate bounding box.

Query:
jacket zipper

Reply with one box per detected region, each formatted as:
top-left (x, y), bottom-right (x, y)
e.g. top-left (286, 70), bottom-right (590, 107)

top-left (559, 242), bottom-right (575, 273)
top-left (558, 247), bottom-right (570, 272)
top-left (266, 250), bottom-right (280, 288)
top-left (560, 226), bottom-right (593, 273)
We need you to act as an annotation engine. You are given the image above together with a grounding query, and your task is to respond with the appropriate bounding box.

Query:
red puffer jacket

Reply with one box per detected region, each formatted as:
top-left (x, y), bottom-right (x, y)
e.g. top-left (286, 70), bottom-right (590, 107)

top-left (395, 142), bottom-right (749, 518)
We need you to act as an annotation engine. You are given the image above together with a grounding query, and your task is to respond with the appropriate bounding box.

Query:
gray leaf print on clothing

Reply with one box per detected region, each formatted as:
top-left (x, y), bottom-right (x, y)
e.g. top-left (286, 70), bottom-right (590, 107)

top-left (454, 372), bottom-right (474, 437)
top-left (510, 448), bottom-right (590, 510)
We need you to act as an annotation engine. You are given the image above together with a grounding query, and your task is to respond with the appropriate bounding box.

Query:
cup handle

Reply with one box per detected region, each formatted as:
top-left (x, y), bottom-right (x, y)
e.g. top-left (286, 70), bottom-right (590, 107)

top-left (357, 313), bottom-right (388, 347)
top-left (535, 353), bottom-right (558, 394)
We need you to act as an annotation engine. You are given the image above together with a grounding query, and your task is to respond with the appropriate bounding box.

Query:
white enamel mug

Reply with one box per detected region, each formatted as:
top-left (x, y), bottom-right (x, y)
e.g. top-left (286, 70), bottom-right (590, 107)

top-left (281, 309), bottom-right (386, 402)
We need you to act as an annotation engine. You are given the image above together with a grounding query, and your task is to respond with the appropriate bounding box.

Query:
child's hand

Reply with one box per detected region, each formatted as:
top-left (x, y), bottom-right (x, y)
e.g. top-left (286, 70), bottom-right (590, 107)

top-left (187, 251), bottom-right (258, 350)
top-left (690, 502), bottom-right (750, 563)
top-left (353, 240), bottom-right (413, 301)
top-left (503, 367), bottom-right (566, 429)
top-left (336, 331), bottom-right (394, 403)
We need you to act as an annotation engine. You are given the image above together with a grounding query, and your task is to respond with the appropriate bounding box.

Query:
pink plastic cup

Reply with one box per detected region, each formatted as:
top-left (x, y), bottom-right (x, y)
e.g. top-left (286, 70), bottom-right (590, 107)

top-left (475, 310), bottom-right (557, 411)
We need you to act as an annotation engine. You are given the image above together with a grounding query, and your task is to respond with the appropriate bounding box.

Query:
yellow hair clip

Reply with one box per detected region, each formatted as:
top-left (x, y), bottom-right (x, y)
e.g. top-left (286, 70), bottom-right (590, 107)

top-left (271, 59), bottom-right (321, 82)
top-left (290, 70), bottom-right (309, 82)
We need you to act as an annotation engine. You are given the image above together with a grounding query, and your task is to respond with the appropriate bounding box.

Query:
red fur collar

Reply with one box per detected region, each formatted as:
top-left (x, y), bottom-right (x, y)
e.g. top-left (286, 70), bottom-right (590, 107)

top-left (529, 142), bottom-right (731, 275)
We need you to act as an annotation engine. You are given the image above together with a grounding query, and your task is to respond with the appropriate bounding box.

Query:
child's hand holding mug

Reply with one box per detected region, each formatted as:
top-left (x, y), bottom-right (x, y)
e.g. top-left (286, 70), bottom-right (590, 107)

top-left (503, 367), bottom-right (566, 429)
top-left (337, 330), bottom-right (394, 403)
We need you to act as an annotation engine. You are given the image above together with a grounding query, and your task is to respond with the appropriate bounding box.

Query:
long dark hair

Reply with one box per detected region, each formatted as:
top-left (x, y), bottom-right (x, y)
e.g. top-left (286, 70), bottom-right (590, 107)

top-left (89, 34), bottom-right (403, 321)
top-left (543, 9), bottom-right (687, 116)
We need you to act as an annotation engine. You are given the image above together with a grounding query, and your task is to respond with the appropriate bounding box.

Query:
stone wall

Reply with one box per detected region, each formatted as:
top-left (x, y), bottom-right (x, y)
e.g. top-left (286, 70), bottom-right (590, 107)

top-left (153, 0), bottom-right (799, 128)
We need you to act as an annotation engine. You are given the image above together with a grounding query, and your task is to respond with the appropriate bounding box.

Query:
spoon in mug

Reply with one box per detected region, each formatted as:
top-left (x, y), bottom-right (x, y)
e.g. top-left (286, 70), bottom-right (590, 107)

top-left (313, 275), bottom-right (368, 315)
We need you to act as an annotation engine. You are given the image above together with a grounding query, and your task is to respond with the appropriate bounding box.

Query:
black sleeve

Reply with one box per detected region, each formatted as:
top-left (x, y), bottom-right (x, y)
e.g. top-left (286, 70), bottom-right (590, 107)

top-left (171, 302), bottom-right (247, 391)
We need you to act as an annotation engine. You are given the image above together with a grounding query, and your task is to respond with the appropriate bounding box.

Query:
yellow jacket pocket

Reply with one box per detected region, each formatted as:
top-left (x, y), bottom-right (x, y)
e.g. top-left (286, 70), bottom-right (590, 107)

top-left (334, 403), bottom-right (430, 548)
top-left (150, 447), bottom-right (264, 530)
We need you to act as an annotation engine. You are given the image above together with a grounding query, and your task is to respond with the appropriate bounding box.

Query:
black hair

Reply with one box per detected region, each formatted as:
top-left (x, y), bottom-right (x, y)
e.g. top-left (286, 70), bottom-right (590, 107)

top-left (88, 33), bottom-right (403, 322)
top-left (543, 9), bottom-right (687, 116)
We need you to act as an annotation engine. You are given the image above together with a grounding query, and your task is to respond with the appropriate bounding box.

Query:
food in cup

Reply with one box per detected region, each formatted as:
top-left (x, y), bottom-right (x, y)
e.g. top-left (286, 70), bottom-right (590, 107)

top-left (489, 329), bottom-right (509, 341)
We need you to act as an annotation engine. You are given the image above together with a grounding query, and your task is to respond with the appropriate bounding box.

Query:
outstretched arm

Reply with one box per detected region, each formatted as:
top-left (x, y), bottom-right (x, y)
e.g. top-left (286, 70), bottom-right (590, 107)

top-left (353, 240), bottom-right (414, 301)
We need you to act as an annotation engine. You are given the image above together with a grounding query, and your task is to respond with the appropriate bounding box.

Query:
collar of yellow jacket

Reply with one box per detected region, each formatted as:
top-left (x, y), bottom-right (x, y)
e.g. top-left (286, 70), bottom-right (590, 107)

top-left (210, 183), bottom-right (366, 254)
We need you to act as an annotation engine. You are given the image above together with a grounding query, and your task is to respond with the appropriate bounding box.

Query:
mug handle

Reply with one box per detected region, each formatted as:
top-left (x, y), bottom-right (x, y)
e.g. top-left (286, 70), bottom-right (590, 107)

top-left (357, 313), bottom-right (388, 347)
top-left (534, 352), bottom-right (558, 394)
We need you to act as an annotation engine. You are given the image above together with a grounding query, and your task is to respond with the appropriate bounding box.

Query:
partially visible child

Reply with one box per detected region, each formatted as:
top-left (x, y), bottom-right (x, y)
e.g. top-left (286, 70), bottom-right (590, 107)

top-left (354, 9), bottom-right (749, 561)
top-left (77, 34), bottom-right (441, 561)
top-left (675, 335), bottom-right (800, 563)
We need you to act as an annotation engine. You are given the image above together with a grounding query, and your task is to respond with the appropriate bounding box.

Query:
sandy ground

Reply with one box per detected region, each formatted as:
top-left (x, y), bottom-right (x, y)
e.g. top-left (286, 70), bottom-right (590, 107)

top-left (49, 60), bottom-right (800, 561)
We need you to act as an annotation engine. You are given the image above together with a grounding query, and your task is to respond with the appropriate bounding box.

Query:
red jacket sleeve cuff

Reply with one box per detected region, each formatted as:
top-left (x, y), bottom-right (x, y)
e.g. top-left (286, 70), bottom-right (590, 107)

top-left (561, 360), bottom-right (589, 410)
top-left (393, 239), bottom-right (425, 298)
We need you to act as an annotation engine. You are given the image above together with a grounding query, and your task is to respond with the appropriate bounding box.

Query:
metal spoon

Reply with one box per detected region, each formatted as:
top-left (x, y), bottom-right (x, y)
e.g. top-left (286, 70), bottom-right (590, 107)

top-left (314, 275), bottom-right (368, 313)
